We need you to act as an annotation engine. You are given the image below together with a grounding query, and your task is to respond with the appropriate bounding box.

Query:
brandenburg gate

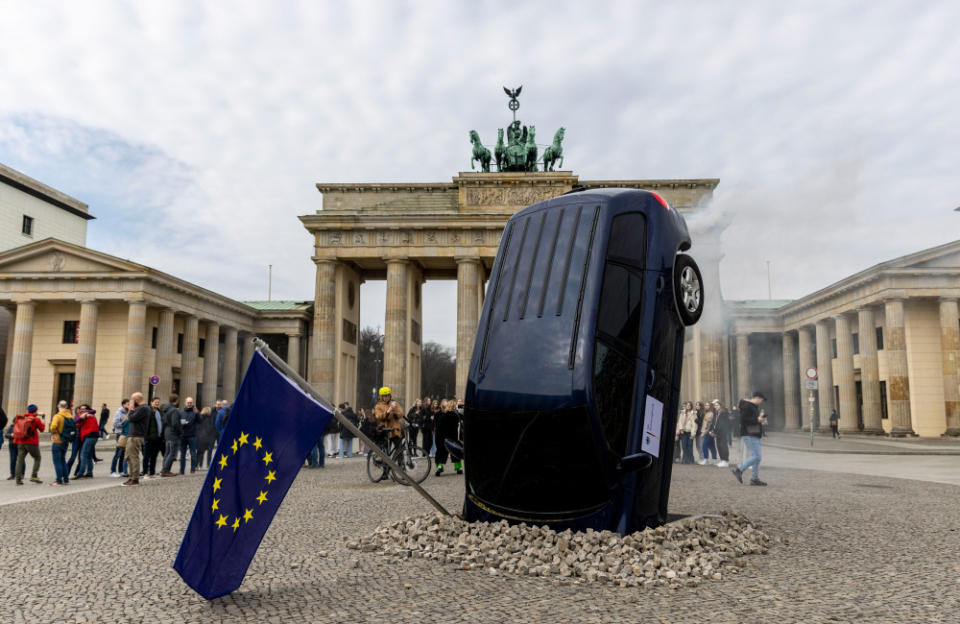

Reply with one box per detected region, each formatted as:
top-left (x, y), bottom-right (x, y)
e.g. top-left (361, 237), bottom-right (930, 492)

top-left (300, 171), bottom-right (719, 407)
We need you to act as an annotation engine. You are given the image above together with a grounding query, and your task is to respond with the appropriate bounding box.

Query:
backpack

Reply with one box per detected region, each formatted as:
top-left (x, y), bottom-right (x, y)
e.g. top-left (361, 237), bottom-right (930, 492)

top-left (60, 417), bottom-right (78, 444)
top-left (12, 414), bottom-right (36, 442)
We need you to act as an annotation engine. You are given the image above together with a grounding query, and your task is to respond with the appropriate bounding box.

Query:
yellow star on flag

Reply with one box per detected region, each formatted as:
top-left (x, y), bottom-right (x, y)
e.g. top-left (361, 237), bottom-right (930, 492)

top-left (231, 439), bottom-right (238, 454)
top-left (256, 491), bottom-right (268, 505)
top-left (211, 498), bottom-right (220, 513)
top-left (253, 436), bottom-right (263, 451)
top-left (238, 432), bottom-right (249, 447)
top-left (218, 454), bottom-right (228, 469)
top-left (262, 451), bottom-right (273, 467)
top-left (231, 517), bottom-right (240, 532)
top-left (265, 470), bottom-right (277, 484)
top-left (212, 477), bottom-right (222, 492)
top-left (243, 508), bottom-right (254, 523)
top-left (215, 514), bottom-right (228, 529)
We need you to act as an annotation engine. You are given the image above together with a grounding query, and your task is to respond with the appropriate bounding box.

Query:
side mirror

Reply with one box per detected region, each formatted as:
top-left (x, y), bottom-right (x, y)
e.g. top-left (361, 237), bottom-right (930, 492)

top-left (444, 439), bottom-right (464, 457)
top-left (617, 452), bottom-right (653, 474)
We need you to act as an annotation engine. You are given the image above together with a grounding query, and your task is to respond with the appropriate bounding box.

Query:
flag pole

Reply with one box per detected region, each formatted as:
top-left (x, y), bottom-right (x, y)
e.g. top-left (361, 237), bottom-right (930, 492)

top-left (251, 337), bottom-right (452, 516)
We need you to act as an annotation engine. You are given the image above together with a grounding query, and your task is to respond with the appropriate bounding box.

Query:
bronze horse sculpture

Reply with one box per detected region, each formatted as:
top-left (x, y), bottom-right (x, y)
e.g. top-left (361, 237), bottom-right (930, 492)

top-left (494, 128), bottom-right (506, 172)
top-left (469, 130), bottom-right (492, 172)
top-left (543, 127), bottom-right (565, 172)
top-left (525, 125), bottom-right (538, 172)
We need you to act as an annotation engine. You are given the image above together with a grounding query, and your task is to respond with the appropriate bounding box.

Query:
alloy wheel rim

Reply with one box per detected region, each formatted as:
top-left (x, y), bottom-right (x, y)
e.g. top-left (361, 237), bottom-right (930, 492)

top-left (680, 266), bottom-right (701, 313)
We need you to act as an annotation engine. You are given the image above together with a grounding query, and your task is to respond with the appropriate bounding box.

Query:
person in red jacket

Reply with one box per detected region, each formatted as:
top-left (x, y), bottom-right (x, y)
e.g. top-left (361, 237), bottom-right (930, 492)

top-left (75, 408), bottom-right (101, 478)
top-left (14, 404), bottom-right (46, 485)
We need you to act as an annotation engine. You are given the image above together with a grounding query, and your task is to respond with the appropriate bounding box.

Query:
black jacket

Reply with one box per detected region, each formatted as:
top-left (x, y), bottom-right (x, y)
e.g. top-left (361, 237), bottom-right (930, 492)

top-left (179, 407), bottom-right (200, 438)
top-left (145, 408), bottom-right (163, 442)
top-left (161, 403), bottom-right (182, 442)
top-left (738, 399), bottom-right (762, 438)
top-left (127, 404), bottom-right (151, 438)
top-left (339, 408), bottom-right (359, 439)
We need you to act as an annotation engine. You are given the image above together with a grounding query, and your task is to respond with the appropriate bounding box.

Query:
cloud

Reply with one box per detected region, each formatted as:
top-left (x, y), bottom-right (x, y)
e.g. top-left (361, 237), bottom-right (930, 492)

top-left (0, 1), bottom-right (959, 347)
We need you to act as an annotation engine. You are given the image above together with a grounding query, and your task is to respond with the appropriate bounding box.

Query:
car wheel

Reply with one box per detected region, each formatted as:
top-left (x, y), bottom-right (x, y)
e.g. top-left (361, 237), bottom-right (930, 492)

top-left (673, 254), bottom-right (704, 326)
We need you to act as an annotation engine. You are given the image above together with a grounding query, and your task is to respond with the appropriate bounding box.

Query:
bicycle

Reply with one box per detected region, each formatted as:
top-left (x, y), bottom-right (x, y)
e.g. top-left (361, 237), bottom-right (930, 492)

top-left (366, 425), bottom-right (431, 485)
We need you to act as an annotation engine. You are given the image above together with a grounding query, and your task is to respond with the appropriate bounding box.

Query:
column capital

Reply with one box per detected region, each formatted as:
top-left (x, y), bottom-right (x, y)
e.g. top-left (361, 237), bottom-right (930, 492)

top-left (78, 298), bottom-right (100, 305)
top-left (312, 257), bottom-right (340, 267)
top-left (124, 296), bottom-right (147, 306)
top-left (383, 256), bottom-right (410, 265)
top-left (285, 331), bottom-right (302, 338)
top-left (939, 297), bottom-right (959, 305)
top-left (11, 298), bottom-right (34, 306)
top-left (454, 256), bottom-right (482, 265)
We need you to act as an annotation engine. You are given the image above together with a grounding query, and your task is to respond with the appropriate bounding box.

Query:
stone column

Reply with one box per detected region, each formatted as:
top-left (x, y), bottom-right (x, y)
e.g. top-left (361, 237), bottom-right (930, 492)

top-left (180, 315), bottom-right (200, 402)
top-left (201, 321), bottom-right (220, 409)
top-left (310, 260), bottom-right (338, 400)
top-left (834, 313), bottom-right (858, 433)
top-left (73, 300), bottom-right (100, 406)
top-left (884, 299), bottom-right (914, 436)
top-left (699, 332), bottom-right (725, 405)
top-left (456, 257), bottom-right (481, 399)
top-left (815, 319), bottom-right (835, 430)
top-left (121, 300), bottom-right (147, 399)
top-left (735, 333), bottom-right (751, 401)
top-left (858, 307), bottom-right (883, 433)
top-left (939, 298), bottom-right (960, 435)
top-left (241, 333), bottom-right (256, 376)
top-left (286, 332), bottom-right (301, 377)
top-left (2, 307), bottom-right (16, 407)
top-left (222, 326), bottom-right (239, 401)
top-left (155, 309), bottom-right (176, 400)
top-left (5, 301), bottom-right (35, 418)
top-left (797, 325), bottom-right (816, 431)
top-left (782, 332), bottom-right (800, 430)
top-left (383, 259), bottom-right (409, 405)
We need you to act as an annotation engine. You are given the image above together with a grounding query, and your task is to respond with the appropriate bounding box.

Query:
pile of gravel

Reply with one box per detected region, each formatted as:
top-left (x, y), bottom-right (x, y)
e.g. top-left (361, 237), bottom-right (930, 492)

top-left (345, 511), bottom-right (773, 589)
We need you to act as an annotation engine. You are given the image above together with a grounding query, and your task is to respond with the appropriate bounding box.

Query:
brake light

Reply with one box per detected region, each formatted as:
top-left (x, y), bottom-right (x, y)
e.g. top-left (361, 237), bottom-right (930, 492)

top-left (650, 192), bottom-right (670, 211)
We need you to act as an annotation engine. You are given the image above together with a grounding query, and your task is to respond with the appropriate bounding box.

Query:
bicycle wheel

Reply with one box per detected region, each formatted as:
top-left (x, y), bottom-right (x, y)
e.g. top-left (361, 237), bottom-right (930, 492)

top-left (389, 435), bottom-right (431, 485)
top-left (366, 443), bottom-right (389, 483)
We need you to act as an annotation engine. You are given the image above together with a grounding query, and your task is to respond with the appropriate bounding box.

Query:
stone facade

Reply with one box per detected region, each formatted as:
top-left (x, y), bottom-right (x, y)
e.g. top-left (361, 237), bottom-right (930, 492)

top-left (717, 241), bottom-right (960, 437)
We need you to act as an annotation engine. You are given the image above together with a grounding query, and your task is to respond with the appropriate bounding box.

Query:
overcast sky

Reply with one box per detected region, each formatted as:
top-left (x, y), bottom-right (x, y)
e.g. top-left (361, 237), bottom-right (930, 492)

top-left (1, 1), bottom-right (958, 347)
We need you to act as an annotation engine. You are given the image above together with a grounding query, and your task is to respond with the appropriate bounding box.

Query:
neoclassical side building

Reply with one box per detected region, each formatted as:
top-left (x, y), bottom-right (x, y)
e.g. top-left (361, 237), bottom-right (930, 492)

top-left (700, 241), bottom-right (960, 437)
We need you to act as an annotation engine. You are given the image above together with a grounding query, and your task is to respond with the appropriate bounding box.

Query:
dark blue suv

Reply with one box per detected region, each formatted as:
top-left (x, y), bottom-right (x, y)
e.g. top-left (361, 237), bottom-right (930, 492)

top-left (460, 188), bottom-right (703, 535)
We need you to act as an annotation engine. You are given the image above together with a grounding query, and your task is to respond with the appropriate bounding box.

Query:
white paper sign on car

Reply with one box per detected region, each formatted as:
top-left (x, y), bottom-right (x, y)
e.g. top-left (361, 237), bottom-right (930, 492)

top-left (641, 395), bottom-right (664, 457)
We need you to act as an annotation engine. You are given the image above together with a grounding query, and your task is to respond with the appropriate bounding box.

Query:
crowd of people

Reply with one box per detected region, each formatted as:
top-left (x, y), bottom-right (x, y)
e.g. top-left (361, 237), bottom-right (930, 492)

top-left (1, 393), bottom-right (232, 487)
top-left (675, 392), bottom-right (768, 486)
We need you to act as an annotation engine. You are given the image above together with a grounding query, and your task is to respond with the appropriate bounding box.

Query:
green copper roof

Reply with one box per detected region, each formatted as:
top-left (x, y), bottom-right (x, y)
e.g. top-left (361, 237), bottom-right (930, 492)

top-left (242, 300), bottom-right (312, 311)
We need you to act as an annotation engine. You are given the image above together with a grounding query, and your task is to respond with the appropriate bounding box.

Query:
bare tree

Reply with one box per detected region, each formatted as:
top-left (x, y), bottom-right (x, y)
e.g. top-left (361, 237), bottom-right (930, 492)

top-left (421, 341), bottom-right (456, 400)
top-left (357, 326), bottom-right (384, 408)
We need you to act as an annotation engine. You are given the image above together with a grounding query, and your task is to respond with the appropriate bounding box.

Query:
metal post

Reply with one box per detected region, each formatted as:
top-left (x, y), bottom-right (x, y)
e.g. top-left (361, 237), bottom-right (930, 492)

top-left (809, 390), bottom-right (816, 448)
top-left (252, 337), bottom-right (451, 516)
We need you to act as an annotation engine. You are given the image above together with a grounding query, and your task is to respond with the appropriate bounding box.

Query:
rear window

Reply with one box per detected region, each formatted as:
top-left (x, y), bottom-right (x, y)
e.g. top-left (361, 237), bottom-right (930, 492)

top-left (464, 406), bottom-right (608, 516)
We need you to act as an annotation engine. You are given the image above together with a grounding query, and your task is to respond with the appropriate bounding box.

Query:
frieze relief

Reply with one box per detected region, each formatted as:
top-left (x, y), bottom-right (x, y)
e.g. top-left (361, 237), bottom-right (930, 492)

top-left (322, 229), bottom-right (500, 248)
top-left (465, 186), bottom-right (563, 208)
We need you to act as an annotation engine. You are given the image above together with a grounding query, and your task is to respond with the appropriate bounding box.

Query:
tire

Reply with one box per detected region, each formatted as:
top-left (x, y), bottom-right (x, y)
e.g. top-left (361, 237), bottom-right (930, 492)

top-left (366, 444), bottom-right (389, 483)
top-left (389, 433), bottom-right (431, 485)
top-left (674, 254), bottom-right (704, 326)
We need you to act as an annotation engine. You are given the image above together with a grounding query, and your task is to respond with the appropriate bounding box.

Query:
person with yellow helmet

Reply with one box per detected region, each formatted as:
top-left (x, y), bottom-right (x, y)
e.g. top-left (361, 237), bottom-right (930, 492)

top-left (373, 387), bottom-right (404, 453)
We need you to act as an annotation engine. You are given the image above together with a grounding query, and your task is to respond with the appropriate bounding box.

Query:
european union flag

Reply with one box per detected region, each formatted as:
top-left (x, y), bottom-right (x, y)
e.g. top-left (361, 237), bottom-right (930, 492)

top-left (173, 350), bottom-right (332, 599)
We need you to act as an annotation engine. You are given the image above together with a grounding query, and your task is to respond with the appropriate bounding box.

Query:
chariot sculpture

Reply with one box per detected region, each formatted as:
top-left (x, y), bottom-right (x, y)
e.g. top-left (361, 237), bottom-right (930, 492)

top-left (469, 86), bottom-right (565, 173)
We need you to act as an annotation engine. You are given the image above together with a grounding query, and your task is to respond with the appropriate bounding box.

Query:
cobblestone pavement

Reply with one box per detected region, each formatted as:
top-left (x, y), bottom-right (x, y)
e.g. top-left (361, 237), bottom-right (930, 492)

top-left (1, 456), bottom-right (958, 623)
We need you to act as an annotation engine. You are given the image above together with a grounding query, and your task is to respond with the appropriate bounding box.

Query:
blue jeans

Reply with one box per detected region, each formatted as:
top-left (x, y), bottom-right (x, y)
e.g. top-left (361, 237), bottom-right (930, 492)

top-left (700, 435), bottom-right (717, 460)
top-left (78, 436), bottom-right (98, 476)
top-left (680, 432), bottom-right (695, 463)
top-left (111, 447), bottom-right (126, 474)
top-left (8, 441), bottom-right (17, 478)
top-left (739, 435), bottom-right (762, 480)
top-left (52, 442), bottom-right (68, 483)
top-left (339, 437), bottom-right (353, 458)
top-left (66, 436), bottom-right (82, 475)
top-left (307, 440), bottom-right (324, 467)
top-left (179, 436), bottom-right (198, 473)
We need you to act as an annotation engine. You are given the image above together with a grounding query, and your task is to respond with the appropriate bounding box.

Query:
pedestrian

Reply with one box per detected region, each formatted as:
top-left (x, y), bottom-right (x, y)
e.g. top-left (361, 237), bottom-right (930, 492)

top-left (214, 400), bottom-right (230, 435)
top-left (693, 401), bottom-right (705, 460)
top-left (698, 405), bottom-right (718, 465)
top-left (49, 400), bottom-right (75, 486)
top-left (0, 405), bottom-right (7, 477)
top-left (338, 402), bottom-right (358, 458)
top-left (406, 399), bottom-right (423, 455)
top-left (98, 403), bottom-right (110, 439)
top-left (676, 402), bottom-right (697, 464)
top-left (160, 393), bottom-right (182, 477)
top-left (5, 419), bottom-right (16, 480)
top-left (420, 396), bottom-right (435, 455)
top-left (197, 406), bottom-right (217, 468)
top-left (178, 397), bottom-right (200, 474)
top-left (75, 408), bottom-right (101, 478)
top-left (434, 399), bottom-right (463, 476)
top-left (374, 387), bottom-right (404, 456)
top-left (829, 409), bottom-right (840, 439)
top-left (13, 404), bottom-right (46, 485)
top-left (110, 399), bottom-right (130, 477)
top-left (324, 407), bottom-right (341, 457)
top-left (122, 392), bottom-right (149, 486)
top-left (713, 400), bottom-right (731, 468)
top-left (429, 399), bottom-right (441, 457)
top-left (732, 392), bottom-right (768, 486)
top-left (357, 408), bottom-right (369, 456)
top-left (142, 397), bottom-right (164, 478)
top-left (65, 404), bottom-right (87, 477)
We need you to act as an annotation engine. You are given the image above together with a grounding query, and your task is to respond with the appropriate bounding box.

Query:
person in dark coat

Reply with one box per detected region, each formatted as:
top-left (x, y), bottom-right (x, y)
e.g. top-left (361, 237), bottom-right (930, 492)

top-left (732, 392), bottom-right (767, 486)
top-left (197, 406), bottom-right (218, 468)
top-left (433, 399), bottom-right (463, 476)
top-left (338, 403), bottom-right (359, 458)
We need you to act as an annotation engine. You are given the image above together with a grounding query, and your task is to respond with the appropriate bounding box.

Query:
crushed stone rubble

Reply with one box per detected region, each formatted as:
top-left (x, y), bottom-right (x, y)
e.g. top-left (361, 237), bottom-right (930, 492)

top-left (345, 511), bottom-right (773, 589)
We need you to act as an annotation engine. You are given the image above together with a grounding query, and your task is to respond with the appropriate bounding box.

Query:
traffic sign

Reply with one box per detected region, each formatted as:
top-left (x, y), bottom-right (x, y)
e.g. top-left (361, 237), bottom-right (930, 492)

top-left (149, 375), bottom-right (160, 386)
top-left (805, 379), bottom-right (818, 390)
top-left (804, 367), bottom-right (818, 380)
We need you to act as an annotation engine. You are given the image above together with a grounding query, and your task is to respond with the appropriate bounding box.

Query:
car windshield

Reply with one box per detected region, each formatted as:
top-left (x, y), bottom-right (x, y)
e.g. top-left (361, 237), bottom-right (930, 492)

top-left (465, 405), bottom-right (609, 517)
